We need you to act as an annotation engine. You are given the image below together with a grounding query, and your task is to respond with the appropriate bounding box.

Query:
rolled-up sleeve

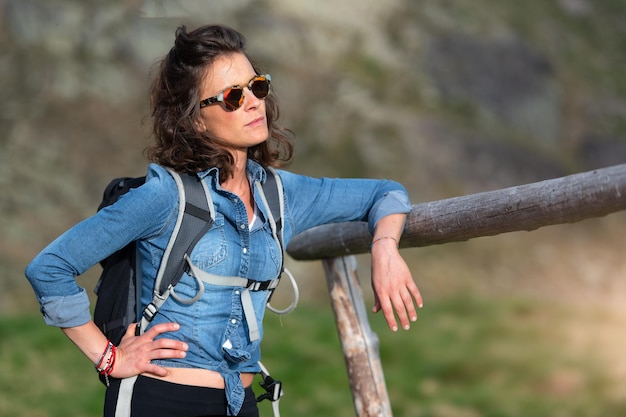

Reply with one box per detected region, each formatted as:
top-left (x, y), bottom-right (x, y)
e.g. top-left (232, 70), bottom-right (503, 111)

top-left (38, 289), bottom-right (92, 328)
top-left (367, 189), bottom-right (412, 233)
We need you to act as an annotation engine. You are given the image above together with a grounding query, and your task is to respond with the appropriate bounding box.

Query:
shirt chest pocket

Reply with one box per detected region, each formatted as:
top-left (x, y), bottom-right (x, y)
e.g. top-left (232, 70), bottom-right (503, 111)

top-left (189, 214), bottom-right (227, 269)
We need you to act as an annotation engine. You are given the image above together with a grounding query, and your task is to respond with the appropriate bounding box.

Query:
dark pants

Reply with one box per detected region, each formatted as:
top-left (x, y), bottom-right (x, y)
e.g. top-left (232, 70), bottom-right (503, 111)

top-left (104, 375), bottom-right (259, 417)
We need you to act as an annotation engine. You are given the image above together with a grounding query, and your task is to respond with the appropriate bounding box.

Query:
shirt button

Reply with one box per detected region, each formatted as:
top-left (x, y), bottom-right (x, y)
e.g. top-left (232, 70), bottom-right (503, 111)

top-left (239, 224), bottom-right (246, 230)
top-left (235, 290), bottom-right (240, 295)
top-left (243, 247), bottom-right (248, 254)
top-left (231, 319), bottom-right (237, 324)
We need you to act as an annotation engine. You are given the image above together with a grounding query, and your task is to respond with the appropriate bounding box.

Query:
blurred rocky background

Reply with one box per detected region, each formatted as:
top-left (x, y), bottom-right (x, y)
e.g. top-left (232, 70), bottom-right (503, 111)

top-left (1, 0), bottom-right (625, 312)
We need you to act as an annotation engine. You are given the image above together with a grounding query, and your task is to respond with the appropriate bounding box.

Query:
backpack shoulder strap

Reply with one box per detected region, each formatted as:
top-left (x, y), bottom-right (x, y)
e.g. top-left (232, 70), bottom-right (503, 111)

top-left (258, 166), bottom-right (285, 264)
top-left (139, 170), bottom-right (214, 330)
top-left (155, 170), bottom-right (214, 295)
top-left (257, 167), bottom-right (299, 315)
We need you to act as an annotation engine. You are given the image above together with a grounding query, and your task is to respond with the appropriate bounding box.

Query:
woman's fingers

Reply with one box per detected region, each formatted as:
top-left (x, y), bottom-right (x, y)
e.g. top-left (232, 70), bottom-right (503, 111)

top-left (112, 322), bottom-right (187, 378)
top-left (141, 363), bottom-right (172, 378)
top-left (389, 291), bottom-right (413, 331)
top-left (376, 296), bottom-right (398, 331)
top-left (143, 322), bottom-right (181, 338)
top-left (374, 282), bottom-right (423, 332)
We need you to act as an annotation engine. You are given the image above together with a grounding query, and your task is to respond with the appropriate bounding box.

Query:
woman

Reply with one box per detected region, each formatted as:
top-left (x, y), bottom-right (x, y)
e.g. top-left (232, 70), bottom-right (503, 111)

top-left (25, 24), bottom-right (423, 417)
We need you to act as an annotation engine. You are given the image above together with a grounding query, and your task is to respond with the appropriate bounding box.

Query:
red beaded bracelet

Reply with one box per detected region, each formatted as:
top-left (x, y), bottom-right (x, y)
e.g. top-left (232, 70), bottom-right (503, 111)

top-left (95, 340), bottom-right (116, 386)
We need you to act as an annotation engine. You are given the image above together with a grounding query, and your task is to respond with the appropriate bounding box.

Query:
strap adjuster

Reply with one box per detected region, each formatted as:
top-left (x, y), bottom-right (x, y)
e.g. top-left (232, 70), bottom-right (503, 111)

top-left (246, 279), bottom-right (279, 291)
top-left (142, 302), bottom-right (158, 322)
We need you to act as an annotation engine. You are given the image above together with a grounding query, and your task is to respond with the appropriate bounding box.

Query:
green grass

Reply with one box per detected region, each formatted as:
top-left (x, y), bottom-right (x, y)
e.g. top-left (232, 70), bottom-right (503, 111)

top-left (2, 297), bottom-right (625, 417)
top-left (0, 315), bottom-right (104, 416)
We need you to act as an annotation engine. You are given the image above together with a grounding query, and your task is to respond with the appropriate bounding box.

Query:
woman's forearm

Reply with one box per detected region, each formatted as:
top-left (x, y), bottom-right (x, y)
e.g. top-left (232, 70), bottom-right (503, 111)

top-left (370, 212), bottom-right (423, 331)
top-left (62, 321), bottom-right (110, 364)
top-left (371, 213), bottom-right (406, 246)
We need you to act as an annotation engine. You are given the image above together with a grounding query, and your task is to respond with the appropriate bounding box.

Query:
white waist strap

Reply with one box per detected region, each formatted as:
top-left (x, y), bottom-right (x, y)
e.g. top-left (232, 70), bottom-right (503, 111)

top-left (184, 255), bottom-right (279, 341)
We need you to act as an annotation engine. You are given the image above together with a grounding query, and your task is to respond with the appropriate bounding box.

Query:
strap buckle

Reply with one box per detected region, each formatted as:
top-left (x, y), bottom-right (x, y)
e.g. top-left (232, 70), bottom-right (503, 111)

top-left (256, 362), bottom-right (283, 404)
top-left (256, 374), bottom-right (283, 403)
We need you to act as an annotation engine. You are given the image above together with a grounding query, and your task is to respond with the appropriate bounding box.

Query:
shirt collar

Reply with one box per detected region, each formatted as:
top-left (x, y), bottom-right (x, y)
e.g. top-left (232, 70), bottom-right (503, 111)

top-left (195, 159), bottom-right (267, 184)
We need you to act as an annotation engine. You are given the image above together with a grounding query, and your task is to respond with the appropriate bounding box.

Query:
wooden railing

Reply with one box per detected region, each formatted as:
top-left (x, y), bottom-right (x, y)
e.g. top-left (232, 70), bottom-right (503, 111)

top-left (286, 164), bottom-right (626, 417)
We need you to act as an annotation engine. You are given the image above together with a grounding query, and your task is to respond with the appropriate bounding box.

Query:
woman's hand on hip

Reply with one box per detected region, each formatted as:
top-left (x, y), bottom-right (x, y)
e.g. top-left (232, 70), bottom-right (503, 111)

top-left (112, 322), bottom-right (188, 379)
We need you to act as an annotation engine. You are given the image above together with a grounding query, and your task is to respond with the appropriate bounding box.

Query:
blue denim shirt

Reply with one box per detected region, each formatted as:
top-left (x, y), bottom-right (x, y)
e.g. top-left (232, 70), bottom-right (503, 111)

top-left (25, 160), bottom-right (411, 415)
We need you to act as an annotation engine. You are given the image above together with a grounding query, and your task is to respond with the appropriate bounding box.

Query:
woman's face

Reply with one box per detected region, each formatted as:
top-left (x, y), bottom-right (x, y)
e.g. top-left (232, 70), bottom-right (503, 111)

top-left (197, 52), bottom-right (269, 155)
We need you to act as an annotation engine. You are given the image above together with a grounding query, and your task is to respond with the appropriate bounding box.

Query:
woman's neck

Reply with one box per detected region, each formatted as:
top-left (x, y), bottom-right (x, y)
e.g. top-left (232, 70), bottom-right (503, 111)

top-left (221, 153), bottom-right (250, 199)
top-left (221, 155), bottom-right (254, 223)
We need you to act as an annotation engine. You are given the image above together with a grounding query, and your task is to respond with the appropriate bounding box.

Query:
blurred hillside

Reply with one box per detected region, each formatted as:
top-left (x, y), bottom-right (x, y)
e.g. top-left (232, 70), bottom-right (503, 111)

top-left (1, 0), bottom-right (626, 312)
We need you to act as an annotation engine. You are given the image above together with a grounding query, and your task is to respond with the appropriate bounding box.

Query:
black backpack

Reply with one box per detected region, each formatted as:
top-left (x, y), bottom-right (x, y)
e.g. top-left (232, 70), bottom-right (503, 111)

top-left (93, 167), bottom-right (286, 346)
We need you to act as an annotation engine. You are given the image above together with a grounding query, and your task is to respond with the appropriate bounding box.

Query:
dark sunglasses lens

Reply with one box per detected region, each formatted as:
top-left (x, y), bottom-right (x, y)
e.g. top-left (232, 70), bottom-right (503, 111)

top-left (223, 87), bottom-right (244, 111)
top-left (251, 78), bottom-right (270, 99)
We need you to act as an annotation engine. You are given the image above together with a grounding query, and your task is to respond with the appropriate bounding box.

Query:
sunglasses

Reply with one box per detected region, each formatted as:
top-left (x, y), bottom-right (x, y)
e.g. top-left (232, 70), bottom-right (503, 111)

top-left (199, 74), bottom-right (271, 112)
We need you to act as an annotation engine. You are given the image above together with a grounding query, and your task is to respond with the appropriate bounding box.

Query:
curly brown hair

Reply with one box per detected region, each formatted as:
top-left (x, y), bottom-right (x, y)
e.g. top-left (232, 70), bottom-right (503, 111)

top-left (146, 24), bottom-right (293, 182)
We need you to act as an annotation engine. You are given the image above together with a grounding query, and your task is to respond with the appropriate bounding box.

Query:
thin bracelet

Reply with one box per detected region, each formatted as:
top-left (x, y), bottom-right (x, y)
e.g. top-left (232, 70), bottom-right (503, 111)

top-left (95, 340), bottom-right (113, 372)
top-left (95, 341), bottom-right (116, 387)
top-left (370, 236), bottom-right (399, 251)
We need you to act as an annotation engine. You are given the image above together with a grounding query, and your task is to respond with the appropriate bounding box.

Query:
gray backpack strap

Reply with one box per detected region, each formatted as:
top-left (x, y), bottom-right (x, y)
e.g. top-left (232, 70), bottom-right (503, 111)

top-left (260, 167), bottom-right (284, 266)
top-left (138, 170), bottom-right (213, 332)
top-left (155, 171), bottom-right (214, 295)
top-left (256, 167), bottom-right (299, 315)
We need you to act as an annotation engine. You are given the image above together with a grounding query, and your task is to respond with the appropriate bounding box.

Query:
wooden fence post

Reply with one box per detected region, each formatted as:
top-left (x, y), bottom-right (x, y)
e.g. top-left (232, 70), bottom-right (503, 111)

top-left (322, 255), bottom-right (392, 417)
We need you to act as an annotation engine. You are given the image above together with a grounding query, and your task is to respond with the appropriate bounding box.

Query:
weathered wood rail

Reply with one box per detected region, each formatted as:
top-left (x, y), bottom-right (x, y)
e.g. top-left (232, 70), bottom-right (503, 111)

top-left (286, 164), bottom-right (626, 417)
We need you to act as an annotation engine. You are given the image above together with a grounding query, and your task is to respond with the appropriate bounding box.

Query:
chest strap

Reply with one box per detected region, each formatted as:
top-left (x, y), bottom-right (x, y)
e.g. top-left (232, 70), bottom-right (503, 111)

top-left (182, 255), bottom-right (279, 341)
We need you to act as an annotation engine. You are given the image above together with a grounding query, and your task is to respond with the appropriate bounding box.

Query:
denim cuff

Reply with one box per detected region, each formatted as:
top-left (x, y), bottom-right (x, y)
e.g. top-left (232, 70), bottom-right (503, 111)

top-left (368, 190), bottom-right (412, 234)
top-left (40, 287), bottom-right (91, 328)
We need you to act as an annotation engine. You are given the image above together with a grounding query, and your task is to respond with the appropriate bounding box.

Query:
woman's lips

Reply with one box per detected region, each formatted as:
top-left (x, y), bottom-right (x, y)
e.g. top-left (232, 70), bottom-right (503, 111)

top-left (246, 116), bottom-right (265, 127)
